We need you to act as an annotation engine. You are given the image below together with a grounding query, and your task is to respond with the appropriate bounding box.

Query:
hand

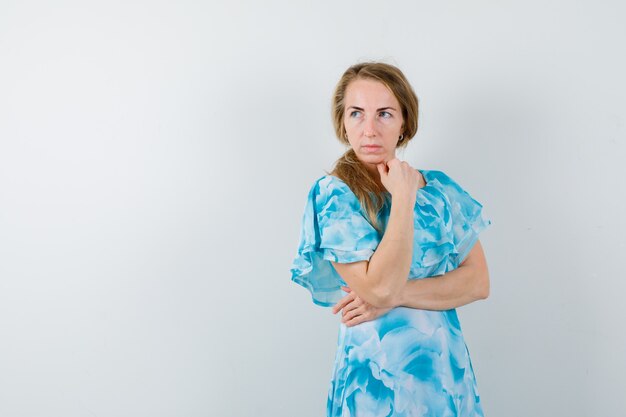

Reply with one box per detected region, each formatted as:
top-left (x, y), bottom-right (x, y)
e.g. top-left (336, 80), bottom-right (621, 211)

top-left (376, 158), bottom-right (421, 201)
top-left (331, 286), bottom-right (393, 327)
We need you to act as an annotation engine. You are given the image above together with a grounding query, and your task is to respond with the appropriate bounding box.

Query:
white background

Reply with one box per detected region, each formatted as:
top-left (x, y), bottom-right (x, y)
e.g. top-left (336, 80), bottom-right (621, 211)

top-left (1, 1), bottom-right (624, 416)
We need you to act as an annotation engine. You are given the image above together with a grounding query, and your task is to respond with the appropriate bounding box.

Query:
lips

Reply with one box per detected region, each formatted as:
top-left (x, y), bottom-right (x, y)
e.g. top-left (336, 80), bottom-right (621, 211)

top-left (362, 145), bottom-right (382, 151)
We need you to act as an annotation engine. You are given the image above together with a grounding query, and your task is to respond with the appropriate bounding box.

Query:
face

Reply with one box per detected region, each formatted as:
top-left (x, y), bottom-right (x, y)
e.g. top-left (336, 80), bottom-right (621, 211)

top-left (343, 78), bottom-right (404, 170)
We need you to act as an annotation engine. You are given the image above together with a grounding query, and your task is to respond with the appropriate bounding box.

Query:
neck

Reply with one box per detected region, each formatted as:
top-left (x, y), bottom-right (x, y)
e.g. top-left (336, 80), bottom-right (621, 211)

top-left (363, 162), bottom-right (378, 177)
top-left (362, 162), bottom-right (386, 190)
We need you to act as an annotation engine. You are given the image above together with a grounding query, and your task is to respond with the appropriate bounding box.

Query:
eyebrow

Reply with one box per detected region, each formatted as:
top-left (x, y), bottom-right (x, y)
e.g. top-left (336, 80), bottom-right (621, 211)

top-left (347, 106), bottom-right (398, 112)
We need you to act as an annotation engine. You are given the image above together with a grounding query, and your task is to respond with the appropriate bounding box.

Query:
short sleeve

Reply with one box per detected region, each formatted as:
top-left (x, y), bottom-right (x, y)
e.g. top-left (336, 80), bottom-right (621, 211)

top-left (290, 176), bottom-right (381, 307)
top-left (429, 170), bottom-right (491, 266)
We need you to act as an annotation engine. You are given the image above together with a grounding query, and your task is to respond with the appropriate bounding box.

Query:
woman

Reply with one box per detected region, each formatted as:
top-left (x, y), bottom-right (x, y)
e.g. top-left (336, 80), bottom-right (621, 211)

top-left (290, 62), bottom-right (491, 416)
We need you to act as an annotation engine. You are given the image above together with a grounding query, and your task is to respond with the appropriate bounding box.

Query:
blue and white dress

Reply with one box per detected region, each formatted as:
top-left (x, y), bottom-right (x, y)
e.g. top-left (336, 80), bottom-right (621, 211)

top-left (290, 169), bottom-right (491, 417)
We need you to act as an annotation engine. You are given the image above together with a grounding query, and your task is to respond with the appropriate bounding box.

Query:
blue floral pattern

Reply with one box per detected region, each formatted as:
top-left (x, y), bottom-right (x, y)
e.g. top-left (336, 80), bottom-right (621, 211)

top-left (290, 170), bottom-right (491, 416)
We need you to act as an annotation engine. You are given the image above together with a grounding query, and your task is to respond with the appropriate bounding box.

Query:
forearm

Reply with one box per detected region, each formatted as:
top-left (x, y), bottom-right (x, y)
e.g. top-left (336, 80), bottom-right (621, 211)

top-left (363, 195), bottom-right (415, 306)
top-left (394, 264), bottom-right (490, 311)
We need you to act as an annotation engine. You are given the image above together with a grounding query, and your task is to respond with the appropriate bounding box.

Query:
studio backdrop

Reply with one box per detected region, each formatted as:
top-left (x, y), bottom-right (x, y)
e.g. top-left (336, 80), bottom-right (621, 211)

top-left (0, 1), bottom-right (624, 416)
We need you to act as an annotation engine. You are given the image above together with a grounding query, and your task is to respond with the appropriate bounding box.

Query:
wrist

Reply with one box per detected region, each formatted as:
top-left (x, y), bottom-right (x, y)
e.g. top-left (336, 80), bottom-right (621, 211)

top-left (391, 194), bottom-right (416, 208)
top-left (391, 281), bottom-right (407, 308)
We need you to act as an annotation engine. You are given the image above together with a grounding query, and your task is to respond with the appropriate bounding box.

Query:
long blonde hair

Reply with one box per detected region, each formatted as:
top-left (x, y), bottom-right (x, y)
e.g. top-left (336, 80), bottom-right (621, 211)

top-left (328, 62), bottom-right (419, 234)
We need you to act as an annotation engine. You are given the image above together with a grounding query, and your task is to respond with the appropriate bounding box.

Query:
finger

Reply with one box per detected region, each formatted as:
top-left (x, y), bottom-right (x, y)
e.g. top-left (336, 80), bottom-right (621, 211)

top-left (387, 158), bottom-right (400, 167)
top-left (344, 314), bottom-right (366, 327)
top-left (345, 308), bottom-right (376, 327)
top-left (340, 285), bottom-right (352, 293)
top-left (342, 297), bottom-right (364, 315)
top-left (332, 297), bottom-right (351, 315)
top-left (341, 294), bottom-right (364, 314)
top-left (342, 303), bottom-right (357, 317)
top-left (377, 163), bottom-right (387, 178)
top-left (342, 305), bottom-right (365, 323)
top-left (332, 293), bottom-right (354, 314)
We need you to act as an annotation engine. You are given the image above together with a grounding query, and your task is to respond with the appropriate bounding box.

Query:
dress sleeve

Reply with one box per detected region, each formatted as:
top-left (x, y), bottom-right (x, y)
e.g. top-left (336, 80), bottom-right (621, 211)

top-left (290, 176), bottom-right (380, 307)
top-left (431, 171), bottom-right (491, 266)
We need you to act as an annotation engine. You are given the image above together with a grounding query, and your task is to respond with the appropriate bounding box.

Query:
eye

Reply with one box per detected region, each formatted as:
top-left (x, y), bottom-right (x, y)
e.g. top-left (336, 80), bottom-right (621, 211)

top-left (379, 111), bottom-right (392, 119)
top-left (349, 110), bottom-right (362, 118)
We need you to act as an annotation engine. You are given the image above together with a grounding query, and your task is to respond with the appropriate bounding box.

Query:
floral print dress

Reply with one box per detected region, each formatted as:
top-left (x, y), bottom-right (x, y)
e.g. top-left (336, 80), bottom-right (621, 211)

top-left (290, 170), bottom-right (491, 417)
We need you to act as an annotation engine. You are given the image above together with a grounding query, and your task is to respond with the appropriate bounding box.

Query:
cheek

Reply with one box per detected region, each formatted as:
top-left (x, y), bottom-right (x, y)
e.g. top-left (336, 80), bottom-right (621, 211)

top-left (384, 119), bottom-right (403, 134)
top-left (343, 119), bottom-right (358, 136)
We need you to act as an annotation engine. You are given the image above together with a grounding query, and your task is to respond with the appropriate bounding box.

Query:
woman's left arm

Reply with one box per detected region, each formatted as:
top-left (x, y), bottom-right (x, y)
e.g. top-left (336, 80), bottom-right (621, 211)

top-left (334, 240), bottom-right (489, 325)
top-left (394, 239), bottom-right (489, 311)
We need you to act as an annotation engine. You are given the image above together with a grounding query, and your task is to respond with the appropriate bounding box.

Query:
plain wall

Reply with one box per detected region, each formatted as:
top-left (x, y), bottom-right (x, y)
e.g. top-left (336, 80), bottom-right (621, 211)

top-left (1, 1), bottom-right (624, 416)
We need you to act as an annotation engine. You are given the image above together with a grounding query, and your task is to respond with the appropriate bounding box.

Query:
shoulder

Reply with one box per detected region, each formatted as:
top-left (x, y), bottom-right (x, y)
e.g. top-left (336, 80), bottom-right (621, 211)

top-left (420, 169), bottom-right (465, 192)
top-left (304, 175), bottom-right (367, 220)
top-left (307, 174), bottom-right (354, 202)
top-left (317, 174), bottom-right (350, 191)
top-left (423, 169), bottom-right (486, 216)
top-left (420, 169), bottom-right (452, 184)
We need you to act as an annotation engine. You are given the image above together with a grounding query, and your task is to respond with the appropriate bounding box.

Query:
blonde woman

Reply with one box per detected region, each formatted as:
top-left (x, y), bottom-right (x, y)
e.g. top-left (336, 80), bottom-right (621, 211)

top-left (291, 62), bottom-right (491, 416)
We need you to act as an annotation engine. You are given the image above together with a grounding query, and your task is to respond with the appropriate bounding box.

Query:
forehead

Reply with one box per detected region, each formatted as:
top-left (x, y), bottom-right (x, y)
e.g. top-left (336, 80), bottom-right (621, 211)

top-left (344, 78), bottom-right (399, 107)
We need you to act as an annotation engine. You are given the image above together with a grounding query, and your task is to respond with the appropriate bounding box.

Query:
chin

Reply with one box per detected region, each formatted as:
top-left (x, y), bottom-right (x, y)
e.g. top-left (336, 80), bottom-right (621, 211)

top-left (357, 153), bottom-right (386, 165)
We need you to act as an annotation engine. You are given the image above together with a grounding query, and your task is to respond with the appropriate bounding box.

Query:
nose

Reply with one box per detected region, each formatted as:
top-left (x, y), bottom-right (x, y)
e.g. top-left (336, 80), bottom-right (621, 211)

top-left (363, 116), bottom-right (376, 137)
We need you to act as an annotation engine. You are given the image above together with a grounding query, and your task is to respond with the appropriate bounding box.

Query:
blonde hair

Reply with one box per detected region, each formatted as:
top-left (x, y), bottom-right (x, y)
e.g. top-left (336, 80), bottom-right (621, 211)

top-left (328, 62), bottom-right (419, 234)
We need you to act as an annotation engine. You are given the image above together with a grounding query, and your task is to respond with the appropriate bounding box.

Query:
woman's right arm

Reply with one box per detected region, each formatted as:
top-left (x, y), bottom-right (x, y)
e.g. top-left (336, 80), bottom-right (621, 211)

top-left (330, 159), bottom-right (420, 308)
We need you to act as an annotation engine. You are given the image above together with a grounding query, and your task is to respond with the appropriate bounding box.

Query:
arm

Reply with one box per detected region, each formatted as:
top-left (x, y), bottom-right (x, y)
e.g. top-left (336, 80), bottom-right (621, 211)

top-left (330, 193), bottom-right (414, 308)
top-left (329, 161), bottom-right (422, 309)
top-left (393, 239), bottom-right (490, 311)
top-left (334, 240), bottom-right (489, 325)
